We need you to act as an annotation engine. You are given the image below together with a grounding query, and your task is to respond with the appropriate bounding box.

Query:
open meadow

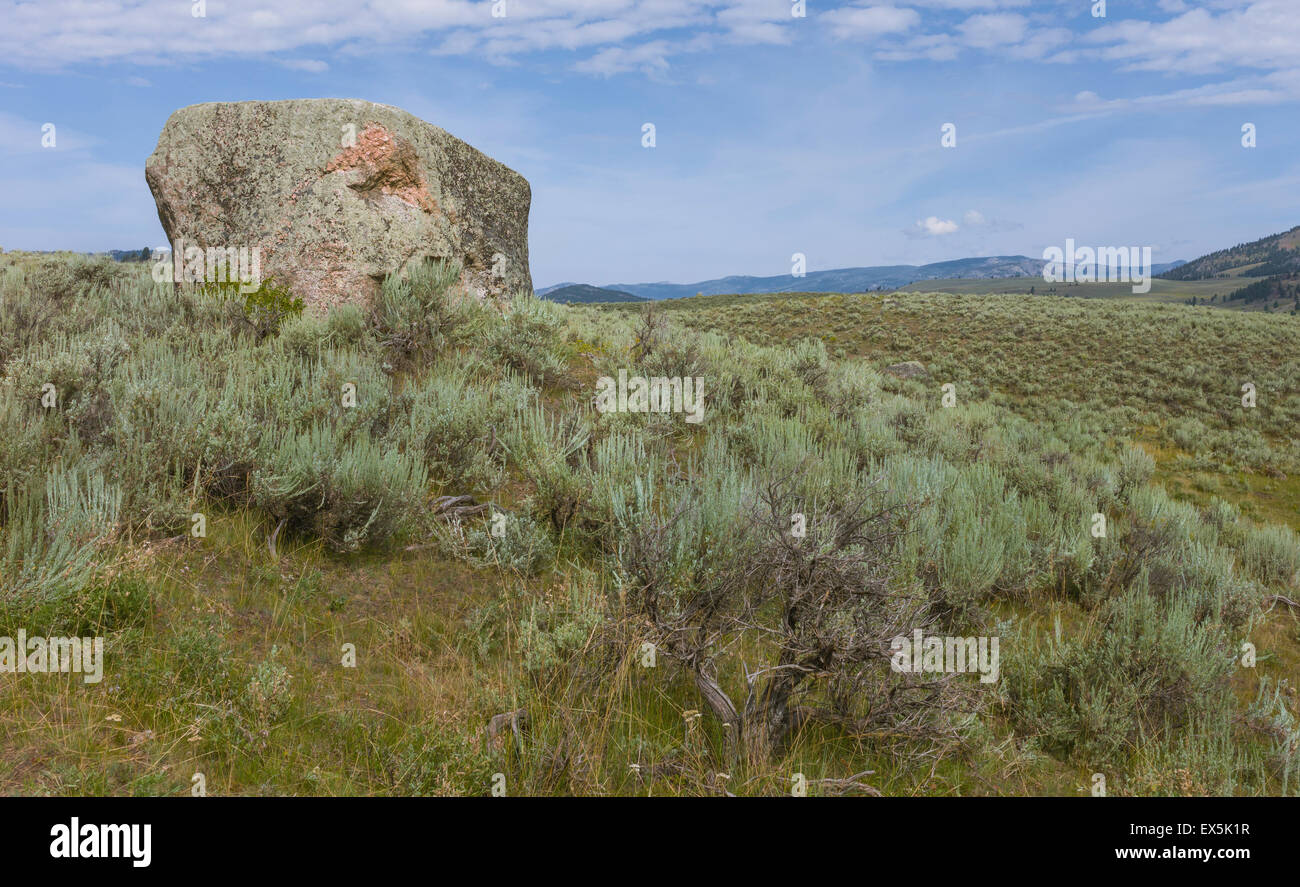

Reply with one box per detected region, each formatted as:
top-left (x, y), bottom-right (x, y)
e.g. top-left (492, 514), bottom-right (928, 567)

top-left (895, 276), bottom-right (1287, 310)
top-left (2, 251), bottom-right (1298, 796)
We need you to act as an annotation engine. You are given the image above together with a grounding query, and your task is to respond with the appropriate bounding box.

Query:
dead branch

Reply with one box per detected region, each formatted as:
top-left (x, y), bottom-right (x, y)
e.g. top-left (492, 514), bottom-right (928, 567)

top-left (808, 770), bottom-right (882, 797)
top-left (485, 708), bottom-right (529, 757)
top-left (1264, 594), bottom-right (1300, 612)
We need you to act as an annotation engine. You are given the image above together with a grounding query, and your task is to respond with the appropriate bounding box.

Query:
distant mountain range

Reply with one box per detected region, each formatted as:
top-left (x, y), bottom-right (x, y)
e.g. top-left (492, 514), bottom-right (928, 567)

top-left (542, 255), bottom-right (1187, 301)
top-left (540, 283), bottom-right (647, 303)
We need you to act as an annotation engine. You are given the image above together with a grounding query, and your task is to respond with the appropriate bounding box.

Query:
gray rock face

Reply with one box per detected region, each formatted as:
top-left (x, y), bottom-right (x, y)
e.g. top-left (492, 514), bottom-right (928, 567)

top-left (145, 99), bottom-right (532, 311)
top-left (884, 360), bottom-right (930, 380)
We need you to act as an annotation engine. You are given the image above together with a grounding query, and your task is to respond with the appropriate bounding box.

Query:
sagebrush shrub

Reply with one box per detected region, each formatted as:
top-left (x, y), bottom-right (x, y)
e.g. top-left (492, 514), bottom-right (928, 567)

top-left (389, 366), bottom-right (502, 491)
top-left (326, 302), bottom-right (367, 347)
top-left (1114, 445), bottom-right (1155, 501)
top-left (371, 259), bottom-right (481, 363)
top-left (1008, 583), bottom-right (1236, 766)
top-left (465, 511), bottom-right (556, 576)
top-left (485, 295), bottom-right (566, 386)
top-left (277, 312), bottom-right (331, 360)
top-left (1241, 524), bottom-right (1300, 587)
top-left (252, 423), bottom-right (427, 552)
top-left (0, 463), bottom-right (121, 626)
top-left (939, 462), bottom-right (1031, 608)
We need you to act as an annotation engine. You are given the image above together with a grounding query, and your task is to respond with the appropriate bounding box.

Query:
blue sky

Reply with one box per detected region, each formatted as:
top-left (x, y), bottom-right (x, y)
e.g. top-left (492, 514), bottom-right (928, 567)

top-left (1, 0), bottom-right (1298, 288)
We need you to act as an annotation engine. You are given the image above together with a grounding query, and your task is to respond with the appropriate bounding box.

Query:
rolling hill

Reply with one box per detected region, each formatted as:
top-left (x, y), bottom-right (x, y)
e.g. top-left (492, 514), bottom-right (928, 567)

top-left (1160, 225), bottom-right (1300, 280)
top-left (605, 256), bottom-right (1045, 300)
top-left (1160, 224), bottom-right (1300, 312)
top-left (539, 283), bottom-right (646, 303)
top-left (550, 255), bottom-right (1185, 301)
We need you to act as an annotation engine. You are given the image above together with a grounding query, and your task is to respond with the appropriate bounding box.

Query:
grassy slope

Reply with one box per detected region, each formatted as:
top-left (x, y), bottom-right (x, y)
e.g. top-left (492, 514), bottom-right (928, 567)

top-left (1162, 224), bottom-right (1300, 282)
top-left (633, 288), bottom-right (1300, 792)
top-left (3, 256), bottom-right (1299, 796)
top-left (647, 290), bottom-right (1300, 527)
top-left (894, 276), bottom-right (1285, 309)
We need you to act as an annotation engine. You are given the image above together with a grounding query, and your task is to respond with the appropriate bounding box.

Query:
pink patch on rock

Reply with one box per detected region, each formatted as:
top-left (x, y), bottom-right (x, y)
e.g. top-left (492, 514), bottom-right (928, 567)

top-left (325, 123), bottom-right (440, 214)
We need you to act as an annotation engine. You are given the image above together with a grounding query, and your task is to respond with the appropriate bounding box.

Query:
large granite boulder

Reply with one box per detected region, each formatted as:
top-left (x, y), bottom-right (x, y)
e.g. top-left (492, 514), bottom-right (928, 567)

top-left (145, 99), bottom-right (532, 311)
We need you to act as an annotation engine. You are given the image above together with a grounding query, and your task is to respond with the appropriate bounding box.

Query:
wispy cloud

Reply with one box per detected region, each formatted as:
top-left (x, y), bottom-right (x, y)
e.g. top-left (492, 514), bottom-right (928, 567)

top-left (0, 0), bottom-right (796, 74)
top-left (822, 5), bottom-right (920, 41)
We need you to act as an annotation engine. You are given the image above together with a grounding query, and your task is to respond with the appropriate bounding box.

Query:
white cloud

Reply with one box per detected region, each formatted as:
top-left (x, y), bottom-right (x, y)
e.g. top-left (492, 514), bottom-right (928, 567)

top-left (1083, 1), bottom-right (1300, 75)
top-left (822, 5), bottom-right (920, 41)
top-left (1005, 26), bottom-right (1069, 61)
top-left (6, 0), bottom-right (1293, 103)
top-left (874, 31), bottom-right (959, 61)
top-left (850, 0), bottom-right (1300, 113)
top-left (910, 216), bottom-right (960, 237)
top-left (572, 41), bottom-right (674, 76)
top-left (281, 59), bottom-right (330, 73)
top-left (716, 0), bottom-right (797, 45)
top-left (957, 13), bottom-right (1026, 49)
top-left (1062, 68), bottom-right (1300, 113)
top-left (0, 1), bottom-right (798, 76)
top-left (961, 210), bottom-right (1023, 233)
top-left (906, 0), bottom-right (1029, 6)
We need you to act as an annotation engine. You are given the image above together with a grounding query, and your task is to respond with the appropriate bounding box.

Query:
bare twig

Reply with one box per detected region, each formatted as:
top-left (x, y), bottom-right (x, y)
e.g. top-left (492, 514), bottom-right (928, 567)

top-left (267, 517), bottom-right (286, 559)
top-left (809, 770), bottom-right (882, 797)
top-left (1264, 594), bottom-right (1300, 613)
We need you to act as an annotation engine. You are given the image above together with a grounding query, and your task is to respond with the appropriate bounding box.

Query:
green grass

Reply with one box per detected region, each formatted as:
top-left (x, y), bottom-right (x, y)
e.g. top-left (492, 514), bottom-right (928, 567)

top-left (894, 275), bottom-right (1285, 309)
top-left (648, 289), bottom-right (1300, 478)
top-left (2, 251), bottom-right (1298, 796)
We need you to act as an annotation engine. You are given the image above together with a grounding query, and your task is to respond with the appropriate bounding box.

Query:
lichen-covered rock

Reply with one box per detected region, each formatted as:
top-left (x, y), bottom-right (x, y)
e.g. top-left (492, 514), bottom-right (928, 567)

top-left (145, 99), bottom-right (532, 311)
top-left (884, 360), bottom-right (929, 380)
